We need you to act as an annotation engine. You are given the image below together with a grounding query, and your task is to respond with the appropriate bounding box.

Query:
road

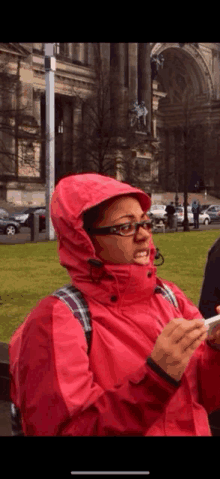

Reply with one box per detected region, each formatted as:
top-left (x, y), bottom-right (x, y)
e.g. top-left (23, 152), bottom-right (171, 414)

top-left (166, 222), bottom-right (220, 233)
top-left (0, 223), bottom-right (220, 244)
top-left (0, 227), bottom-right (50, 244)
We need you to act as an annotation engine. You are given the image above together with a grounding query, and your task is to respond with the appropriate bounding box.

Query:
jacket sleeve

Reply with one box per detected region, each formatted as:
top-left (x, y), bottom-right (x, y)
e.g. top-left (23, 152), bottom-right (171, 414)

top-left (9, 297), bottom-right (180, 436)
top-left (160, 279), bottom-right (220, 414)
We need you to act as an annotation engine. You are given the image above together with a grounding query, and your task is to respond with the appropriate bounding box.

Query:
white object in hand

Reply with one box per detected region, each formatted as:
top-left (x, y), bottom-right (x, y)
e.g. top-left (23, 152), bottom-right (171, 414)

top-left (205, 314), bottom-right (220, 335)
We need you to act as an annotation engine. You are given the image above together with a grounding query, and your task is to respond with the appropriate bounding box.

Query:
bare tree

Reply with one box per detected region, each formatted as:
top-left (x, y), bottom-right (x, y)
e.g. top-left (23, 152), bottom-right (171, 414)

top-left (175, 93), bottom-right (208, 230)
top-left (153, 93), bottom-right (209, 231)
top-left (0, 54), bottom-right (41, 180)
top-left (63, 44), bottom-right (147, 182)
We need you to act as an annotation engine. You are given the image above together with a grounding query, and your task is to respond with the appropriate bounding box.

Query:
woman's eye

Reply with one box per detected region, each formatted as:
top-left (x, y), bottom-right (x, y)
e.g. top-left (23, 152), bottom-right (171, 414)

top-left (119, 223), bottom-right (133, 232)
top-left (143, 221), bottom-right (151, 229)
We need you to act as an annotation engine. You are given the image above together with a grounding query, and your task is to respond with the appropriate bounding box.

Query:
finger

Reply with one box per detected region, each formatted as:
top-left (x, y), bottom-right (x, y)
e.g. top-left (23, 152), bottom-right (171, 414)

top-left (165, 318), bottom-right (199, 337)
top-left (158, 318), bottom-right (185, 338)
top-left (168, 318), bottom-right (206, 343)
top-left (179, 327), bottom-right (208, 352)
top-left (216, 305), bottom-right (220, 314)
top-left (184, 330), bottom-right (207, 353)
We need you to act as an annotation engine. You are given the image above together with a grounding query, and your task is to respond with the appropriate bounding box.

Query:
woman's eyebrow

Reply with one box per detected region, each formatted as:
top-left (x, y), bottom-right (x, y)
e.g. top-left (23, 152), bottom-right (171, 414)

top-left (113, 212), bottom-right (147, 222)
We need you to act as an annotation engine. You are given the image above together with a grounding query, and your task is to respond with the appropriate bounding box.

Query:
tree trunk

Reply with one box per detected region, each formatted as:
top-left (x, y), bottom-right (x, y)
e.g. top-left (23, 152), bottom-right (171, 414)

top-left (14, 58), bottom-right (20, 179)
top-left (183, 130), bottom-right (190, 231)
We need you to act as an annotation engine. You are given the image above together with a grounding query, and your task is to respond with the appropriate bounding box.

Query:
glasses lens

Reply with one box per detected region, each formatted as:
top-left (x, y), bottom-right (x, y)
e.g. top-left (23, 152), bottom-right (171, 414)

top-left (119, 223), bottom-right (135, 236)
top-left (142, 220), bottom-right (152, 230)
top-left (112, 220), bottom-right (152, 236)
top-left (134, 220), bottom-right (152, 234)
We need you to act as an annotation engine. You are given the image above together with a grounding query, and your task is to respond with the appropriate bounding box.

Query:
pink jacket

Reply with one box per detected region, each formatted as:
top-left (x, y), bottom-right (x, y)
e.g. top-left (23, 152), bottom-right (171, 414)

top-left (9, 174), bottom-right (220, 435)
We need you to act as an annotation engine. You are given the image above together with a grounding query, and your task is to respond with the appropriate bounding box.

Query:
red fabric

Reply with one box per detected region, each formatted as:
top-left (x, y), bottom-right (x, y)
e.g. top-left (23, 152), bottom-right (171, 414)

top-left (9, 173), bottom-right (220, 435)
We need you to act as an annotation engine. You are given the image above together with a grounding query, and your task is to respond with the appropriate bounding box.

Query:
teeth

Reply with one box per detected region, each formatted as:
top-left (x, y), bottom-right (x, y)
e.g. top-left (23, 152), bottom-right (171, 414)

top-left (135, 252), bottom-right (147, 257)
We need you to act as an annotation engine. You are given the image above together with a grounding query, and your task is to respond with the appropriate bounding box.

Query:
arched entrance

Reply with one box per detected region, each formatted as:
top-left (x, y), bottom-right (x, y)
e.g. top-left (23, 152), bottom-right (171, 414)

top-left (150, 43), bottom-right (216, 193)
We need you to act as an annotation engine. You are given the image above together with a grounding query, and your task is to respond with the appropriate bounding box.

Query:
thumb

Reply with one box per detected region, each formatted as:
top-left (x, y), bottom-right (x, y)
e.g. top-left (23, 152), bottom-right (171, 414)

top-left (216, 305), bottom-right (220, 314)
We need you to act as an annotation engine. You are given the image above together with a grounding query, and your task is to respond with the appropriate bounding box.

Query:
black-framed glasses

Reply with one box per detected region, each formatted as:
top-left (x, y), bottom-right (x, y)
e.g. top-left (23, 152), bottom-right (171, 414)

top-left (88, 219), bottom-right (152, 237)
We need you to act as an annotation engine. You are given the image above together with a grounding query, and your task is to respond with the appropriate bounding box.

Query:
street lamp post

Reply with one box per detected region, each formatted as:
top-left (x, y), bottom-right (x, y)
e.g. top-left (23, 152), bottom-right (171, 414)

top-left (45, 43), bottom-right (56, 240)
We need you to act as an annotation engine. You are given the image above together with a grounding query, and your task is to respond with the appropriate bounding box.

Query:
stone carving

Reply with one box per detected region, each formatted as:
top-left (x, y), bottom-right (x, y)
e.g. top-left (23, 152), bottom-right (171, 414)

top-left (151, 54), bottom-right (165, 80)
top-left (129, 101), bottom-right (148, 130)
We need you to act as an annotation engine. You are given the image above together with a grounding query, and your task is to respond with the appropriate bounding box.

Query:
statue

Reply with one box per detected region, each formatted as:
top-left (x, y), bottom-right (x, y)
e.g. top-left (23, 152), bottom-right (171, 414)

top-left (129, 100), bottom-right (148, 130)
top-left (151, 54), bottom-right (164, 80)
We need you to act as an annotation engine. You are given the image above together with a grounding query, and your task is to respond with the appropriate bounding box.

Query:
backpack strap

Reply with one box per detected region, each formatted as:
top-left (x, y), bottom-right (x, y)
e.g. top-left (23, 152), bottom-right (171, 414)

top-left (154, 282), bottom-right (179, 309)
top-left (10, 284), bottom-right (92, 437)
top-left (51, 284), bottom-right (92, 353)
top-left (11, 281), bottom-right (176, 436)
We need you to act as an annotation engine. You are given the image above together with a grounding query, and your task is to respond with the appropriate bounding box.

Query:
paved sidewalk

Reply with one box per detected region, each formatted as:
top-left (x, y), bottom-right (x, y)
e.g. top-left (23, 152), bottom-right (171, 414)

top-left (0, 400), bottom-right (11, 436)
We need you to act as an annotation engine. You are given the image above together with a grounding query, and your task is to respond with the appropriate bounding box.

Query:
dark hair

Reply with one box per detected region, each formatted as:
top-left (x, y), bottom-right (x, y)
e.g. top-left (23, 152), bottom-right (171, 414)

top-left (83, 203), bottom-right (103, 234)
top-left (83, 193), bottom-right (140, 235)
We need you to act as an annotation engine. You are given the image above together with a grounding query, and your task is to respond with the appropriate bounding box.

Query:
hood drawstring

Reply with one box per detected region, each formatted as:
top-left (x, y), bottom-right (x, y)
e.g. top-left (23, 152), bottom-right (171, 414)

top-left (88, 259), bottom-right (106, 284)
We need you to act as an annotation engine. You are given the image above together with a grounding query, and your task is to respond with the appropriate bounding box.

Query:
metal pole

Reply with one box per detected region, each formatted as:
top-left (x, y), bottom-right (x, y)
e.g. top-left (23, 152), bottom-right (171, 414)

top-left (45, 43), bottom-right (56, 240)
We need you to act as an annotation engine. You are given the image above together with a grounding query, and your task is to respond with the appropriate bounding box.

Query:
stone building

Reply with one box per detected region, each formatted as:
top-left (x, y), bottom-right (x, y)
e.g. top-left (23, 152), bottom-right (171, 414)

top-left (0, 43), bottom-right (220, 205)
top-left (152, 43), bottom-right (220, 196)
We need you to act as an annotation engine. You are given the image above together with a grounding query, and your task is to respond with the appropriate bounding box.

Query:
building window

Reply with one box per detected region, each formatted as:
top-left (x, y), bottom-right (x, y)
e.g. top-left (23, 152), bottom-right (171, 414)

top-left (54, 43), bottom-right (71, 59)
top-left (72, 43), bottom-right (88, 65)
top-left (135, 158), bottom-right (151, 175)
top-left (54, 43), bottom-right (60, 55)
top-left (59, 43), bottom-right (66, 56)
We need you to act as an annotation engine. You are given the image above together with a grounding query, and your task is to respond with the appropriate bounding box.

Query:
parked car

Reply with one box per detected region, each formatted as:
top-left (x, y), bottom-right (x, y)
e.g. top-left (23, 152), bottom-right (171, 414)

top-left (148, 205), bottom-right (167, 223)
top-left (0, 217), bottom-right (21, 235)
top-left (175, 206), bottom-right (210, 225)
top-left (9, 206), bottom-right (46, 227)
top-left (201, 205), bottom-right (220, 222)
top-left (200, 204), bottom-right (211, 213)
top-left (0, 208), bottom-right (9, 218)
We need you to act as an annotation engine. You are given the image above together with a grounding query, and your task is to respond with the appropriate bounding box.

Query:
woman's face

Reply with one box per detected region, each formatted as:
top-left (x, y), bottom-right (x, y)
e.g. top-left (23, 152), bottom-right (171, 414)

top-left (90, 195), bottom-right (151, 265)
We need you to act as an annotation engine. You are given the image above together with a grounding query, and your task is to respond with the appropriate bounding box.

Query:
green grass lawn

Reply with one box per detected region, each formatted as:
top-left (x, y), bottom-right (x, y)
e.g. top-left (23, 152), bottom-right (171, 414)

top-left (0, 242), bottom-right (70, 343)
top-left (1, 229), bottom-right (220, 343)
top-left (154, 229), bottom-right (220, 305)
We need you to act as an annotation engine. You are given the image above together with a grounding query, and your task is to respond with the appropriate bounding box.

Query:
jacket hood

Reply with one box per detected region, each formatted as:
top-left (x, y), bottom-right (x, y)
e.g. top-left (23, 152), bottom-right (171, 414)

top-left (50, 173), bottom-right (157, 304)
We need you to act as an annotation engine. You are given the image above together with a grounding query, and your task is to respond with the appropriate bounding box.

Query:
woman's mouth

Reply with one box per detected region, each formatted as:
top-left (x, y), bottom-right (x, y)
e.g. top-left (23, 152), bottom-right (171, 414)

top-left (134, 249), bottom-right (150, 264)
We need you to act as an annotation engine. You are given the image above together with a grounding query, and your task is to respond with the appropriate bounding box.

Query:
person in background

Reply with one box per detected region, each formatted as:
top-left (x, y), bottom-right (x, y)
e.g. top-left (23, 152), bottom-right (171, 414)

top-left (199, 236), bottom-right (220, 318)
top-left (192, 199), bottom-right (200, 229)
top-left (199, 236), bottom-right (220, 435)
top-left (165, 201), bottom-right (176, 229)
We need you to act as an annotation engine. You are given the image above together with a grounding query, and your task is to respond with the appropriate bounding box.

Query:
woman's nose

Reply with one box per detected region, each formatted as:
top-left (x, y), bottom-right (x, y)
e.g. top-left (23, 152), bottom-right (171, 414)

top-left (135, 224), bottom-right (151, 240)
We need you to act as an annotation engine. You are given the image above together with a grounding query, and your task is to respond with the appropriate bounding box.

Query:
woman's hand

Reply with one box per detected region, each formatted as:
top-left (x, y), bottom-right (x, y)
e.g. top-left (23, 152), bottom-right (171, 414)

top-left (151, 317), bottom-right (208, 382)
top-left (207, 305), bottom-right (220, 345)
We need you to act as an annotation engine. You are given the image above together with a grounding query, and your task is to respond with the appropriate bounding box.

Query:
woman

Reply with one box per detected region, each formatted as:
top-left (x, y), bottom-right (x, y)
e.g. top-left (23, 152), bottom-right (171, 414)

top-left (9, 173), bottom-right (220, 436)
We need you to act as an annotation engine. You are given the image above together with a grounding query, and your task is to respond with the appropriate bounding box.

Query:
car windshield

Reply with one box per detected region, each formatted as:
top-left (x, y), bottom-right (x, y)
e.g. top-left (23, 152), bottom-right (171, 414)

top-left (207, 206), bottom-right (220, 211)
top-left (11, 209), bottom-right (28, 214)
top-left (201, 205), bottom-right (210, 211)
top-left (151, 205), bottom-right (165, 209)
top-left (26, 207), bottom-right (45, 213)
top-left (0, 209), bottom-right (9, 217)
top-left (24, 208), bottom-right (38, 213)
